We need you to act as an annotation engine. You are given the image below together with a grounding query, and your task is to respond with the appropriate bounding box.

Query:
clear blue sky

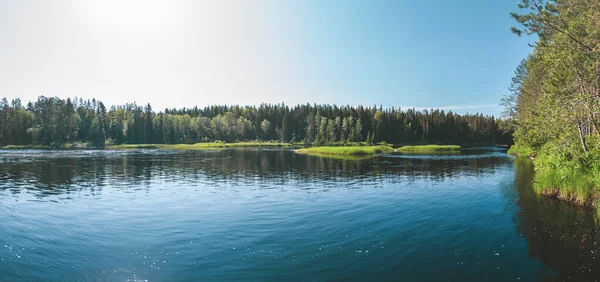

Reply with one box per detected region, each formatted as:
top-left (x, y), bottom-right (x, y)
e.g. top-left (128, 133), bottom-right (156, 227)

top-left (0, 0), bottom-right (533, 116)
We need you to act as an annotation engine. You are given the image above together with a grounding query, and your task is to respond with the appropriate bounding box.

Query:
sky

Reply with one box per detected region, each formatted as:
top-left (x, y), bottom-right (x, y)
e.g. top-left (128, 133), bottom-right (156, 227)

top-left (0, 0), bottom-right (534, 116)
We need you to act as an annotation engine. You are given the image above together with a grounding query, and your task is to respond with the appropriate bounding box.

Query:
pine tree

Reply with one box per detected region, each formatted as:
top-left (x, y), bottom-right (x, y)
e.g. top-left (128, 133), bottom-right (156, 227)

top-left (355, 118), bottom-right (363, 142)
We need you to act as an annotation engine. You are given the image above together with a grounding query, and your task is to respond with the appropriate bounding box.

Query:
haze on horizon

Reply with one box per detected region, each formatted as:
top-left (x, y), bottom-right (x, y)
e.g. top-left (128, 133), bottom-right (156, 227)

top-left (0, 0), bottom-right (532, 116)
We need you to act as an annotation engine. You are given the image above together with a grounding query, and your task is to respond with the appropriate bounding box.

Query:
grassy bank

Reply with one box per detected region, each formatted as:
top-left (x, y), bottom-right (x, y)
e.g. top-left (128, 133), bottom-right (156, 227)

top-left (533, 152), bottom-right (600, 202)
top-left (533, 168), bottom-right (598, 206)
top-left (108, 142), bottom-right (295, 150)
top-left (519, 149), bottom-right (600, 218)
top-left (296, 145), bottom-right (394, 156)
top-left (533, 167), bottom-right (600, 220)
top-left (397, 145), bottom-right (461, 153)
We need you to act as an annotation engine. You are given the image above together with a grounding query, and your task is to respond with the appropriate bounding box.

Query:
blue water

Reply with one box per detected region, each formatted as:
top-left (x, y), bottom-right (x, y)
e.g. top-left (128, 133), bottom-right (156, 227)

top-left (0, 149), bottom-right (597, 281)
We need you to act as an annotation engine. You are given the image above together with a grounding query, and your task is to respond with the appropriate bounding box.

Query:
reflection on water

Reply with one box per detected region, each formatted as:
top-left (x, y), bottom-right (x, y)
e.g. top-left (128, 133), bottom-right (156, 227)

top-left (513, 157), bottom-right (600, 281)
top-left (0, 149), bottom-right (509, 198)
top-left (0, 149), bottom-right (598, 281)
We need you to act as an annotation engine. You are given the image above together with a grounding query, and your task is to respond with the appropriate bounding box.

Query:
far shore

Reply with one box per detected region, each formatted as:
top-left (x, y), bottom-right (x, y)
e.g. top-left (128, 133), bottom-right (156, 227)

top-left (1, 143), bottom-right (501, 154)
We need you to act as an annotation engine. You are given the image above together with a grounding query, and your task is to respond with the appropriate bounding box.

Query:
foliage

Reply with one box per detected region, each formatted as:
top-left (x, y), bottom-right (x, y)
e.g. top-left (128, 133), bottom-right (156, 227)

top-left (506, 0), bottom-right (600, 205)
top-left (507, 144), bottom-right (535, 157)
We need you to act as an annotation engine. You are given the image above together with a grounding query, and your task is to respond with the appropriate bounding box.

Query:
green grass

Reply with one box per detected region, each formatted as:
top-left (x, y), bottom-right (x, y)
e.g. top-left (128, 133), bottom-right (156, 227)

top-left (396, 145), bottom-right (461, 153)
top-left (533, 169), bottom-right (594, 205)
top-left (108, 142), bottom-right (294, 150)
top-left (296, 145), bottom-right (394, 156)
top-left (528, 151), bottom-right (600, 219)
top-left (511, 147), bottom-right (600, 220)
top-left (507, 144), bottom-right (535, 157)
top-left (1, 144), bottom-right (54, 149)
top-left (533, 166), bottom-right (600, 222)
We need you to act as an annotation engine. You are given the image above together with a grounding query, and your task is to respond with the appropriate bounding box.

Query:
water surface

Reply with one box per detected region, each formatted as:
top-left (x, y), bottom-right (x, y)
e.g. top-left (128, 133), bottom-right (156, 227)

top-left (1, 149), bottom-right (599, 281)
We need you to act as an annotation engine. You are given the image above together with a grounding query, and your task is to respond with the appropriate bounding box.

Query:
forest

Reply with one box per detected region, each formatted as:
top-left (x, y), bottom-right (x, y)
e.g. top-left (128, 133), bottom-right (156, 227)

top-left (504, 0), bottom-right (600, 205)
top-left (0, 96), bottom-right (511, 147)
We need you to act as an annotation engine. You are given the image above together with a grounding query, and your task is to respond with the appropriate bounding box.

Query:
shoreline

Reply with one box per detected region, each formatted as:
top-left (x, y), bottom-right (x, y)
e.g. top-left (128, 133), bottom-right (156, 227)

top-left (535, 169), bottom-right (600, 215)
top-left (1, 143), bottom-right (486, 151)
top-left (539, 188), bottom-right (600, 219)
top-left (508, 145), bottom-right (600, 217)
top-left (0, 142), bottom-right (297, 150)
top-left (108, 142), bottom-right (296, 150)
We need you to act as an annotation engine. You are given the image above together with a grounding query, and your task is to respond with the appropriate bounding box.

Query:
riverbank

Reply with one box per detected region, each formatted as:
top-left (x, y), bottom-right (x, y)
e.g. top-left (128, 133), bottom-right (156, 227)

top-left (507, 144), bottom-right (535, 157)
top-left (396, 145), bottom-right (461, 153)
top-left (534, 166), bottom-right (600, 219)
top-left (535, 169), bottom-right (597, 206)
top-left (295, 145), bottom-right (394, 156)
top-left (508, 144), bottom-right (600, 217)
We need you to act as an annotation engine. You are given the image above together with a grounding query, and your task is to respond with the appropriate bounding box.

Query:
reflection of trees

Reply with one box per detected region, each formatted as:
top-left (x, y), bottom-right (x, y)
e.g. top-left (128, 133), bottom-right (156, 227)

top-left (0, 150), bottom-right (509, 198)
top-left (513, 157), bottom-right (600, 281)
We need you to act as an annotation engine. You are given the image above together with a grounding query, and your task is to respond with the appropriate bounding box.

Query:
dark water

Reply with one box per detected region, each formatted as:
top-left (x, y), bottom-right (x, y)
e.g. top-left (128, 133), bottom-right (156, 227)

top-left (1, 149), bottom-right (599, 281)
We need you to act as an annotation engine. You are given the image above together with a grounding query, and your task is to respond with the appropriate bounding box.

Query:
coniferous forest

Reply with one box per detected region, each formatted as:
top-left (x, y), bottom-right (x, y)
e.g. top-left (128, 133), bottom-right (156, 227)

top-left (0, 96), bottom-right (512, 147)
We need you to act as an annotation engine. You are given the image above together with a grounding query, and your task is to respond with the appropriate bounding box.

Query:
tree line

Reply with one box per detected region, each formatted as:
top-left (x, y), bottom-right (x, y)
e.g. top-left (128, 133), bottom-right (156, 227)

top-left (0, 96), bottom-right (511, 147)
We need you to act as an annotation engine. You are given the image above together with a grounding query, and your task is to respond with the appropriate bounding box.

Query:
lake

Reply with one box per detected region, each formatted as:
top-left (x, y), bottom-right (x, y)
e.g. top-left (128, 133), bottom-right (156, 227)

top-left (1, 148), bottom-right (599, 281)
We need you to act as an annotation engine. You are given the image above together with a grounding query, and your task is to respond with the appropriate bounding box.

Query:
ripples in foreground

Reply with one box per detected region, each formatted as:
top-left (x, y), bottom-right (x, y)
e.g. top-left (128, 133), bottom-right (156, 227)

top-left (1, 149), bottom-right (599, 281)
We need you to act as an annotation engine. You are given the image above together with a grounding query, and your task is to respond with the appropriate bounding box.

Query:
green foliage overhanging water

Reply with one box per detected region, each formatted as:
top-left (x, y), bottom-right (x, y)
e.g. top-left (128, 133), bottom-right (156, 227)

top-left (504, 0), bottom-right (600, 211)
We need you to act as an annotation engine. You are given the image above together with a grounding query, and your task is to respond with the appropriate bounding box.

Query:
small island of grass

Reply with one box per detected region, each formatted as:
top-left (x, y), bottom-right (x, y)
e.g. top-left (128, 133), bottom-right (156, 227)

top-left (396, 145), bottom-right (461, 153)
top-left (295, 145), bottom-right (394, 156)
top-left (108, 142), bottom-right (294, 150)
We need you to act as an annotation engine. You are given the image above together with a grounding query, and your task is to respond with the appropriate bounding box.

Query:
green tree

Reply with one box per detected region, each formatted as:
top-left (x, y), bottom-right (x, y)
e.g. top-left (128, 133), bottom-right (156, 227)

top-left (355, 118), bottom-right (363, 142)
top-left (305, 113), bottom-right (316, 144)
top-left (261, 119), bottom-right (271, 140)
